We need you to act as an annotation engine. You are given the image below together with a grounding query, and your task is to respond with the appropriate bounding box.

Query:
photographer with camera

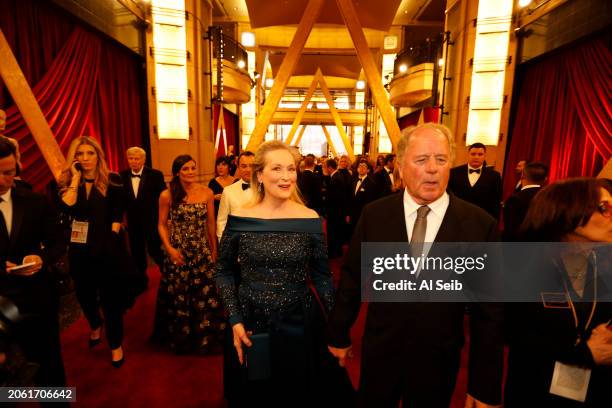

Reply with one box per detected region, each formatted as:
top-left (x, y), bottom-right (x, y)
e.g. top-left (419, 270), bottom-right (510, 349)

top-left (0, 137), bottom-right (66, 388)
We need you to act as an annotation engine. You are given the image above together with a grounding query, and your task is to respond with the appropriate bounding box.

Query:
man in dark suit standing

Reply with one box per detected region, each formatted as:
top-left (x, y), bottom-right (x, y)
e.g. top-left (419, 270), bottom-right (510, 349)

top-left (373, 153), bottom-right (395, 198)
top-left (348, 159), bottom-right (376, 236)
top-left (327, 124), bottom-right (504, 407)
top-left (502, 161), bottom-right (548, 241)
top-left (297, 154), bottom-right (323, 214)
top-left (120, 147), bottom-right (166, 289)
top-left (0, 138), bottom-right (66, 388)
top-left (325, 158), bottom-right (350, 258)
top-left (448, 142), bottom-right (502, 219)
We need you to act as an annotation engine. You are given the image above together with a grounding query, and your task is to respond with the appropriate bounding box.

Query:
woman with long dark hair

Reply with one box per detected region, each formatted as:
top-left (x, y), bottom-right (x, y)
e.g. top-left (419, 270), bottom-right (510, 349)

top-left (59, 136), bottom-right (127, 367)
top-left (208, 156), bottom-right (237, 216)
top-left (505, 177), bottom-right (612, 407)
top-left (153, 154), bottom-right (224, 354)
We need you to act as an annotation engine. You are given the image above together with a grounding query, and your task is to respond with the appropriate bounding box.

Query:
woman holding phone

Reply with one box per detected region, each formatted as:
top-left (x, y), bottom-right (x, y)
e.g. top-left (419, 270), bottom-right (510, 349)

top-left (59, 136), bottom-right (128, 368)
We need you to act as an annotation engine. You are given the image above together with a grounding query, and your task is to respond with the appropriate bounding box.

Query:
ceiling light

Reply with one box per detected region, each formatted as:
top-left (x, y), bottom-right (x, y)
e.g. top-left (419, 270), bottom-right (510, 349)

top-left (237, 60), bottom-right (246, 69)
top-left (399, 64), bottom-right (407, 73)
top-left (356, 80), bottom-right (366, 90)
top-left (265, 78), bottom-right (274, 88)
top-left (241, 32), bottom-right (255, 47)
top-left (518, 0), bottom-right (532, 7)
top-left (438, 58), bottom-right (444, 67)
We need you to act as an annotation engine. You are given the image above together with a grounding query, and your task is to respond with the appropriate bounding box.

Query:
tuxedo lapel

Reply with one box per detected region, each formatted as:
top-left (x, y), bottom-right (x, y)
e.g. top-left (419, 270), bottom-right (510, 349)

top-left (9, 188), bottom-right (25, 250)
top-left (433, 194), bottom-right (461, 243)
top-left (0, 208), bottom-right (8, 252)
top-left (386, 193), bottom-right (408, 242)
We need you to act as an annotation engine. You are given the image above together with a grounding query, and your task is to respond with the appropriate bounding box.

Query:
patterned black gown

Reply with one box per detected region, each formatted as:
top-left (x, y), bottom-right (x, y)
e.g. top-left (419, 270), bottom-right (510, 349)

top-left (153, 202), bottom-right (225, 354)
top-left (215, 215), bottom-right (355, 406)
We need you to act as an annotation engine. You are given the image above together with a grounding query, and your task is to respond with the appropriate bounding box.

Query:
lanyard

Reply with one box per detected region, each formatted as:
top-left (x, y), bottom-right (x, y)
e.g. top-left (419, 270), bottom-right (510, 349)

top-left (559, 251), bottom-right (597, 345)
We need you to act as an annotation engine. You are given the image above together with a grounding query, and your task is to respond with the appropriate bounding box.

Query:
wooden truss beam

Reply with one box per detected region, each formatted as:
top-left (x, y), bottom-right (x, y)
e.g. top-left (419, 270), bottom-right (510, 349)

top-left (285, 75), bottom-right (318, 145)
top-left (246, 0), bottom-right (325, 151)
top-left (335, 0), bottom-right (401, 151)
top-left (315, 69), bottom-right (355, 160)
top-left (293, 125), bottom-right (307, 147)
top-left (321, 125), bottom-right (338, 158)
top-left (0, 28), bottom-right (66, 180)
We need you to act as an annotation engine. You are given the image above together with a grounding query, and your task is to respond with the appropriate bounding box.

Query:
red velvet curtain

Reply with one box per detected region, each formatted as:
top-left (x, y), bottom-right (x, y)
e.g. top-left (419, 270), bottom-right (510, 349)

top-left (213, 104), bottom-right (237, 157)
top-left (503, 35), bottom-right (612, 198)
top-left (1, 0), bottom-right (145, 191)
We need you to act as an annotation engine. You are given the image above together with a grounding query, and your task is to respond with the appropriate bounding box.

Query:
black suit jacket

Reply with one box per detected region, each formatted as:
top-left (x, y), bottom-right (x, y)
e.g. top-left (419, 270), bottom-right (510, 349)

top-left (326, 171), bottom-right (350, 217)
top-left (298, 169), bottom-right (323, 214)
top-left (120, 167), bottom-right (166, 235)
top-left (348, 174), bottom-right (377, 226)
top-left (328, 192), bottom-right (504, 404)
top-left (373, 168), bottom-right (392, 198)
top-left (0, 186), bottom-right (64, 314)
top-left (502, 186), bottom-right (541, 241)
top-left (448, 164), bottom-right (502, 220)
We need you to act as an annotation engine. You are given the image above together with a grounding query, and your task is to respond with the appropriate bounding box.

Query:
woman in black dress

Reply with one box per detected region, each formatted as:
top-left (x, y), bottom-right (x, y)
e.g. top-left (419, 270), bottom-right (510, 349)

top-left (208, 156), bottom-right (237, 217)
top-left (215, 141), bottom-right (354, 406)
top-left (59, 136), bottom-right (128, 367)
top-left (505, 178), bottom-right (612, 407)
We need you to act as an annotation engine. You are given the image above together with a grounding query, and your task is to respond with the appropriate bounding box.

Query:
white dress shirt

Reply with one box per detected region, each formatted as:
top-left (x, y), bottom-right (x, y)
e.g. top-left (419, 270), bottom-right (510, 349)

top-left (131, 168), bottom-right (143, 198)
top-left (467, 165), bottom-right (483, 187)
top-left (403, 190), bottom-right (449, 247)
top-left (0, 188), bottom-right (13, 236)
top-left (521, 184), bottom-right (541, 191)
top-left (217, 179), bottom-right (254, 240)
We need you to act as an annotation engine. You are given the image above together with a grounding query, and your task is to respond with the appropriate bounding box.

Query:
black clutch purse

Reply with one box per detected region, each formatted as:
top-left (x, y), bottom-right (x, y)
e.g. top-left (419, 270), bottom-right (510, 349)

top-left (245, 333), bottom-right (271, 381)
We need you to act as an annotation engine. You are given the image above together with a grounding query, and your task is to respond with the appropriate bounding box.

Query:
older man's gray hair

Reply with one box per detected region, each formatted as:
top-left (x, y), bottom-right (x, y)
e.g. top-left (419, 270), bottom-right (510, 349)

top-left (126, 146), bottom-right (146, 157)
top-left (396, 123), bottom-right (456, 165)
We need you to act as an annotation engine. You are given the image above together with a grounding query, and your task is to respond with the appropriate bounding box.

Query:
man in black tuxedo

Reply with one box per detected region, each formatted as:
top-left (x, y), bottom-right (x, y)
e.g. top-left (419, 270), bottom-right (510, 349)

top-left (325, 158), bottom-right (350, 258)
top-left (327, 124), bottom-right (504, 407)
top-left (511, 159), bottom-right (526, 194)
top-left (120, 147), bottom-right (166, 289)
top-left (297, 154), bottom-right (323, 215)
top-left (348, 159), bottom-right (376, 236)
top-left (0, 138), bottom-right (66, 388)
top-left (448, 142), bottom-right (502, 219)
top-left (502, 161), bottom-right (548, 241)
top-left (373, 153), bottom-right (395, 198)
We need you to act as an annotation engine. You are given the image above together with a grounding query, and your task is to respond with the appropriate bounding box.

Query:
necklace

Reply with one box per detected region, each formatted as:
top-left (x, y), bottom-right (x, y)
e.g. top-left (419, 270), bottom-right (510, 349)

top-left (84, 177), bottom-right (95, 183)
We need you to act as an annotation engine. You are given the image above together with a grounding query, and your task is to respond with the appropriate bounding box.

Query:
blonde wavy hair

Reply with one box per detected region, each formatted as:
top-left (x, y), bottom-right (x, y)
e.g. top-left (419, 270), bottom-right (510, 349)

top-left (248, 140), bottom-right (304, 206)
top-left (60, 136), bottom-right (112, 196)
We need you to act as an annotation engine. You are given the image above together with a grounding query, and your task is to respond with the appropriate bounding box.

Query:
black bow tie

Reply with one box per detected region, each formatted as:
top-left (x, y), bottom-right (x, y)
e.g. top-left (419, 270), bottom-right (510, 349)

top-left (131, 174), bottom-right (141, 178)
top-left (469, 168), bottom-right (481, 174)
top-left (242, 183), bottom-right (250, 191)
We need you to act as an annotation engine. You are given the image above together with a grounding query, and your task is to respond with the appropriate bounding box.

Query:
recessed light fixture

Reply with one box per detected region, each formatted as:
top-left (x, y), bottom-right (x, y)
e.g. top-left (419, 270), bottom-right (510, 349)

top-left (356, 80), bottom-right (365, 90)
top-left (438, 58), bottom-right (444, 67)
top-left (399, 64), bottom-right (407, 73)
top-left (518, 0), bottom-right (532, 7)
top-left (265, 78), bottom-right (274, 88)
top-left (237, 60), bottom-right (246, 69)
top-left (241, 32), bottom-right (255, 47)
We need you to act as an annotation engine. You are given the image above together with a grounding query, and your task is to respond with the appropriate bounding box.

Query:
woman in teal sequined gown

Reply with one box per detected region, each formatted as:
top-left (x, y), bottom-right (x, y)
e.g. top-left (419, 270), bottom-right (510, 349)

top-left (153, 155), bottom-right (225, 354)
top-left (215, 141), bottom-right (355, 406)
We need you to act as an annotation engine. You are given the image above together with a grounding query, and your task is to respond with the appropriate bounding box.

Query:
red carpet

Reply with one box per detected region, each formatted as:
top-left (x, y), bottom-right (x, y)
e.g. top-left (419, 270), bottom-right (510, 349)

top-left (61, 259), bottom-right (476, 407)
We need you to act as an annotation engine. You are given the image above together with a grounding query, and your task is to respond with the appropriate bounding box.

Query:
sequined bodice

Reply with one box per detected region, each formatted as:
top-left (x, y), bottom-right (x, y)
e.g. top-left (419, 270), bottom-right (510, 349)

top-left (215, 216), bottom-right (334, 328)
top-left (169, 202), bottom-right (208, 251)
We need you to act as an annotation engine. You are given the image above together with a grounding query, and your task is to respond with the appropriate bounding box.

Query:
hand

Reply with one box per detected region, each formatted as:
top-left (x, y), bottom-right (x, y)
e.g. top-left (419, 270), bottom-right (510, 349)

top-left (328, 345), bottom-right (353, 367)
top-left (587, 323), bottom-right (612, 365)
top-left (167, 247), bottom-right (185, 266)
top-left (464, 394), bottom-right (502, 408)
top-left (232, 323), bottom-right (252, 365)
top-left (69, 161), bottom-right (81, 178)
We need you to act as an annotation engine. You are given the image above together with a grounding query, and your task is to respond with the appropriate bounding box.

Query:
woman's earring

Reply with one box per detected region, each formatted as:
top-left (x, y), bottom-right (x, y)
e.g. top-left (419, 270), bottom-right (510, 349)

top-left (258, 182), bottom-right (263, 193)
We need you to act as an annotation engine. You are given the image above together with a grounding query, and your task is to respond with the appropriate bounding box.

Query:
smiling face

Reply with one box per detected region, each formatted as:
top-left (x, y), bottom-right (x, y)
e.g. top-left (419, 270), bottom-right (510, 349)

top-left (75, 144), bottom-right (99, 174)
top-left (257, 149), bottom-right (297, 201)
top-left (568, 188), bottom-right (612, 243)
top-left (178, 160), bottom-right (197, 184)
top-left (398, 128), bottom-right (451, 205)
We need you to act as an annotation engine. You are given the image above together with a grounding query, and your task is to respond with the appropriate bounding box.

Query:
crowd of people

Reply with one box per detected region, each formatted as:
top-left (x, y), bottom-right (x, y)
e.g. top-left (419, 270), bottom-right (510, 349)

top-left (0, 118), bottom-right (610, 407)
